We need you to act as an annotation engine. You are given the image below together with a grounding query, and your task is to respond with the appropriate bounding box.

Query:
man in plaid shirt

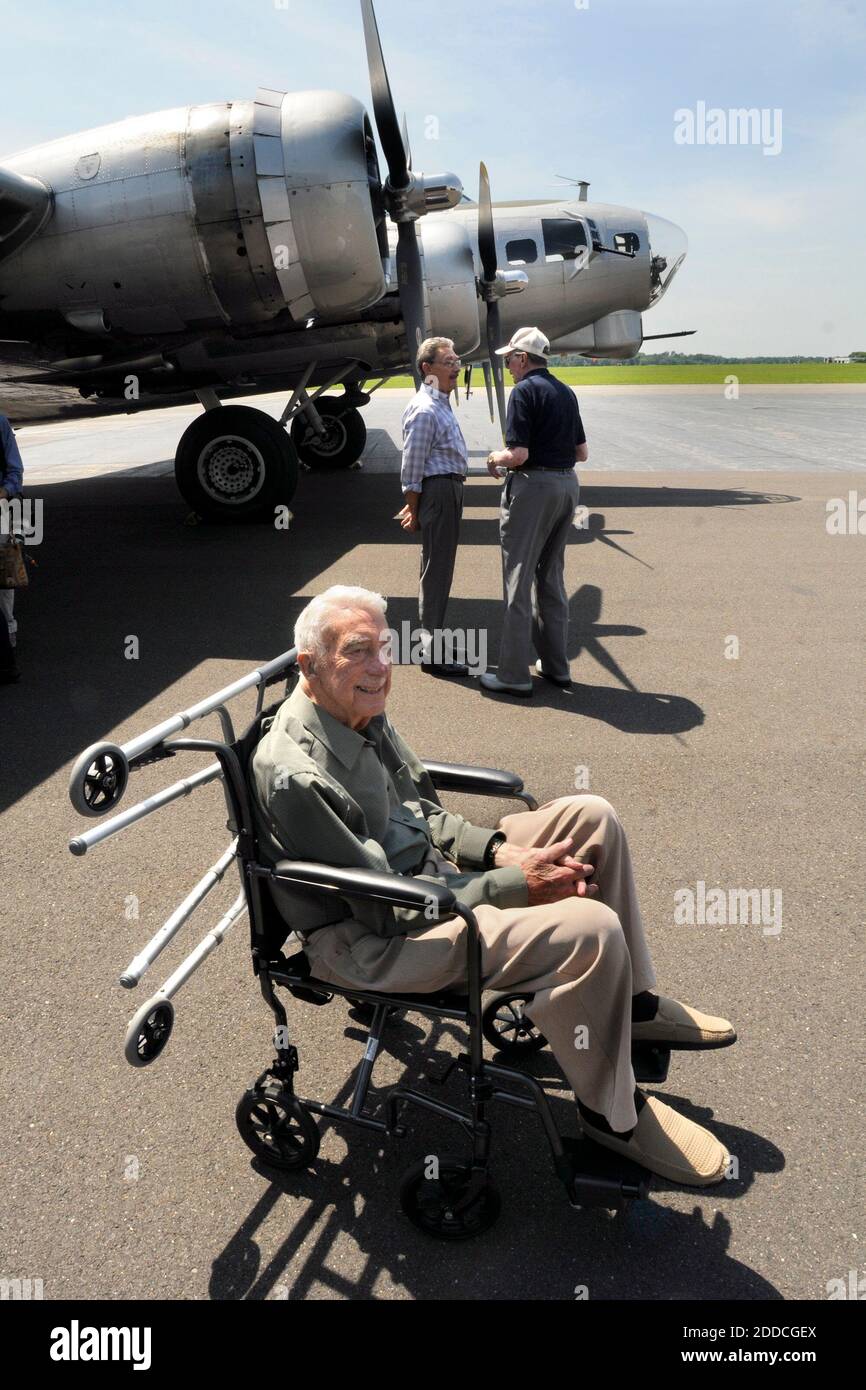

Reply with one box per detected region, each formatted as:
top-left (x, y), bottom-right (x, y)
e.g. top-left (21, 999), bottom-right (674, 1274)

top-left (396, 337), bottom-right (469, 677)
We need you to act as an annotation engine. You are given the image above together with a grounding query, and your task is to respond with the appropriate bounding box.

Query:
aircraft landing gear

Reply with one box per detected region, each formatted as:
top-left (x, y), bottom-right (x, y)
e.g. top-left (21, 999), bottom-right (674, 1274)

top-left (174, 404), bottom-right (299, 522)
top-left (290, 394), bottom-right (367, 470)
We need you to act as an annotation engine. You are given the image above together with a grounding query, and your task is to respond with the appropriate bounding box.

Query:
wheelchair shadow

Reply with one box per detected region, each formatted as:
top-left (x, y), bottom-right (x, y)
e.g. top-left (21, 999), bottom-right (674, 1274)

top-left (209, 1014), bottom-right (783, 1301)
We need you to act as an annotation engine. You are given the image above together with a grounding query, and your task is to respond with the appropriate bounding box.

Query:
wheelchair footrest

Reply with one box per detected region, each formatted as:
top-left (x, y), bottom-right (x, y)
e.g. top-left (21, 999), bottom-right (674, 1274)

top-left (631, 1042), bottom-right (671, 1084)
top-left (560, 1136), bottom-right (651, 1208)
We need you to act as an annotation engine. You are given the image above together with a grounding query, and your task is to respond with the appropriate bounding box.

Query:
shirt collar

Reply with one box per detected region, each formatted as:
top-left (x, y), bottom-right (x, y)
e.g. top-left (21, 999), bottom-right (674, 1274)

top-left (286, 683), bottom-right (385, 772)
top-left (421, 382), bottom-right (451, 403)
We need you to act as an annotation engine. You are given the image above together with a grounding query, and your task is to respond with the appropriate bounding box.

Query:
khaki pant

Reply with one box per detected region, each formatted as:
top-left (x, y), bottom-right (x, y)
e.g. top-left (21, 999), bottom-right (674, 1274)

top-left (304, 794), bottom-right (655, 1133)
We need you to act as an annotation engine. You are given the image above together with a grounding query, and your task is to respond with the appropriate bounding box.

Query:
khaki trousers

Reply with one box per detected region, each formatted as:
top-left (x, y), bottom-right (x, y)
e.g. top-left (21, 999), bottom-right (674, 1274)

top-left (304, 794), bottom-right (656, 1132)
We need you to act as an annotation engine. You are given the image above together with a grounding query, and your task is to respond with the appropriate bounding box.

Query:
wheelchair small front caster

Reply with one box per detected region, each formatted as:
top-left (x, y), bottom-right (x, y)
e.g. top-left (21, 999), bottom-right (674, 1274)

top-left (69, 741), bottom-right (129, 817)
top-left (236, 1085), bottom-right (320, 1170)
top-left (124, 996), bottom-right (175, 1067)
top-left (482, 994), bottom-right (547, 1056)
top-left (400, 1156), bottom-right (501, 1240)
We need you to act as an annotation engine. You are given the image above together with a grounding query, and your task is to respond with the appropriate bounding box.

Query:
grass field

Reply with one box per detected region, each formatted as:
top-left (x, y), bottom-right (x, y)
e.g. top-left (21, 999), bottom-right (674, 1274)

top-left (378, 363), bottom-right (866, 388)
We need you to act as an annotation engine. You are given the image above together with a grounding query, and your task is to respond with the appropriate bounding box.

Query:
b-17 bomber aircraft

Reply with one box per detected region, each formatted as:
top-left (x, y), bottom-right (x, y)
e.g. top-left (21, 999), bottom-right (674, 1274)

top-left (0, 0), bottom-right (688, 521)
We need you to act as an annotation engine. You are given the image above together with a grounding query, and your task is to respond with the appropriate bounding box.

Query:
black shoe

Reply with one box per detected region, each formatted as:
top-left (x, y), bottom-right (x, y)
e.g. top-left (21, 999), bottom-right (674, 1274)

top-left (421, 661), bottom-right (469, 678)
top-left (534, 659), bottom-right (572, 690)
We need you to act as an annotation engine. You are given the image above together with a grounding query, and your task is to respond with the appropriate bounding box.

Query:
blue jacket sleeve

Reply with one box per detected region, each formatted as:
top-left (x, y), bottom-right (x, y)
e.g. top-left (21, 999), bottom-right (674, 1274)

top-left (0, 417), bottom-right (24, 497)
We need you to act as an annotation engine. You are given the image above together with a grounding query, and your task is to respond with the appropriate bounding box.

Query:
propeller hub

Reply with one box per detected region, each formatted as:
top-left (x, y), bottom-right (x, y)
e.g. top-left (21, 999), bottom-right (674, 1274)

top-left (385, 171), bottom-right (463, 222)
top-left (479, 268), bottom-right (529, 302)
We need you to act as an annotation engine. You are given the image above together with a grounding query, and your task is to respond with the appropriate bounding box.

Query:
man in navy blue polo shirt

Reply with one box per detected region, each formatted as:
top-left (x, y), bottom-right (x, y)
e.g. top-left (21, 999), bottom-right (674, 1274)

top-left (481, 328), bottom-right (587, 696)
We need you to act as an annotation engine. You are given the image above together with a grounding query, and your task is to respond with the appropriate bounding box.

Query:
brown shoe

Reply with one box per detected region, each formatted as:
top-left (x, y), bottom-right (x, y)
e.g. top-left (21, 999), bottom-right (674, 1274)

top-left (632, 995), bottom-right (736, 1049)
top-left (580, 1094), bottom-right (729, 1187)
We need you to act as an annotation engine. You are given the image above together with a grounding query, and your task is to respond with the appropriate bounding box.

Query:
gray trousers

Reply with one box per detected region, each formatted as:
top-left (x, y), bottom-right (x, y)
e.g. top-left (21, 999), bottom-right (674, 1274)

top-left (497, 468), bottom-right (579, 685)
top-left (418, 475), bottom-right (464, 647)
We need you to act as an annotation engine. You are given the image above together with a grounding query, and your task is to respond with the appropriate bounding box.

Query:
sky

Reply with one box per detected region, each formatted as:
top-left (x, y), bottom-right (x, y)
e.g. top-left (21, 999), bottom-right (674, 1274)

top-left (1, 0), bottom-right (863, 355)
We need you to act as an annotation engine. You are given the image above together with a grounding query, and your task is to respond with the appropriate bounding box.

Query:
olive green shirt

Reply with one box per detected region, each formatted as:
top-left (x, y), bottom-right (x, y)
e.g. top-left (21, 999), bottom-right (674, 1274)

top-left (251, 684), bottom-right (528, 938)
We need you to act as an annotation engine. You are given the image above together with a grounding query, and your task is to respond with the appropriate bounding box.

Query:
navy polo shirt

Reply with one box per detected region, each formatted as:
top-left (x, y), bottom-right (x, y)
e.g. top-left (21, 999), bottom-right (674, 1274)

top-left (505, 368), bottom-right (586, 469)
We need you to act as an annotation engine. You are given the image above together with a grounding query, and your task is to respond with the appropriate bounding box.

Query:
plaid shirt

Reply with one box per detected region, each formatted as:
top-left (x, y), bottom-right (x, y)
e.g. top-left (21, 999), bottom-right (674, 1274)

top-left (400, 384), bottom-right (468, 495)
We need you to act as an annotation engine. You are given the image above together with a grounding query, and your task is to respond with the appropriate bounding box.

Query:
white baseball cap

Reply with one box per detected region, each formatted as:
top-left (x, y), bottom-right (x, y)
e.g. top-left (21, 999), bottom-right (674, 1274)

top-left (494, 326), bottom-right (551, 359)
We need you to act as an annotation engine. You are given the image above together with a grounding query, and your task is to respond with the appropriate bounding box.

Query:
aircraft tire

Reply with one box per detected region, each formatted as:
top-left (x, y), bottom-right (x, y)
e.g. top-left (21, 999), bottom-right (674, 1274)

top-left (175, 405), bottom-right (299, 522)
top-left (290, 398), bottom-right (367, 469)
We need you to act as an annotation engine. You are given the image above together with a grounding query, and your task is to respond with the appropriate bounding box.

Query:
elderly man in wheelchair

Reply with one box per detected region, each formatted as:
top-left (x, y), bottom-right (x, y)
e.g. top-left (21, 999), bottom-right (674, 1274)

top-left (251, 584), bottom-right (737, 1191)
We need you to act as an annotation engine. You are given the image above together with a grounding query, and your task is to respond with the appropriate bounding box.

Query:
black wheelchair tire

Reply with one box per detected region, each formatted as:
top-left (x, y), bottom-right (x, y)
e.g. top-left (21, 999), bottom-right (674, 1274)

top-left (235, 1085), bottom-right (320, 1170)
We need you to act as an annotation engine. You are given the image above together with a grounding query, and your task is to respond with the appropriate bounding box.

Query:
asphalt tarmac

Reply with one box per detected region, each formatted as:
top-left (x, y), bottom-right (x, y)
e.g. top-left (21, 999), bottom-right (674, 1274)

top-left (2, 387), bottom-right (864, 1301)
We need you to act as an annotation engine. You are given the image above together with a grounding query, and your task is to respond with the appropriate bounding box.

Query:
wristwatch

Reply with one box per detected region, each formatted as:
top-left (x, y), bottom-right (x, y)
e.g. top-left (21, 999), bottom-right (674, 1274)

top-left (484, 832), bottom-right (507, 869)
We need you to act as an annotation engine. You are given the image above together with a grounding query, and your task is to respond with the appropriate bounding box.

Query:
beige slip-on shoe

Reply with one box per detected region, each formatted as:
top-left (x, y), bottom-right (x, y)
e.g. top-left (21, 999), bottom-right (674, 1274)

top-left (580, 1094), bottom-right (730, 1187)
top-left (631, 995), bottom-right (737, 1049)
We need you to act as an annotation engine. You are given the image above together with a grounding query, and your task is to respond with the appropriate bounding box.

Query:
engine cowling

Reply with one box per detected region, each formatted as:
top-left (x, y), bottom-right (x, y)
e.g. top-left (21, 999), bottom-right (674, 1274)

top-left (242, 88), bottom-right (387, 321)
top-left (551, 310), bottom-right (643, 360)
top-left (418, 218), bottom-right (481, 356)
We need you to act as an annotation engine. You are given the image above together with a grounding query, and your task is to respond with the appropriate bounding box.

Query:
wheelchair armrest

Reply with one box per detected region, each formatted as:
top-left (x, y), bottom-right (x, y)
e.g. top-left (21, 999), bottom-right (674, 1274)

top-left (421, 760), bottom-right (525, 798)
top-left (270, 860), bottom-right (457, 916)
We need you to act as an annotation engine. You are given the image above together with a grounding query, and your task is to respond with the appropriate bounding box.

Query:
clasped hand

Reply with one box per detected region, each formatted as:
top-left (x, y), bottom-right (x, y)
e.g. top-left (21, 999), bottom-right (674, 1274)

top-left (493, 836), bottom-right (599, 906)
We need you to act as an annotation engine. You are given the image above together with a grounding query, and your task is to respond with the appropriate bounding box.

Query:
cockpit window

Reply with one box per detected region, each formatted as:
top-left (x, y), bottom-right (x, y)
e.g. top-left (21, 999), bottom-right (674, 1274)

top-left (614, 232), bottom-right (640, 254)
top-left (541, 218), bottom-right (588, 261)
top-left (506, 238), bottom-right (538, 265)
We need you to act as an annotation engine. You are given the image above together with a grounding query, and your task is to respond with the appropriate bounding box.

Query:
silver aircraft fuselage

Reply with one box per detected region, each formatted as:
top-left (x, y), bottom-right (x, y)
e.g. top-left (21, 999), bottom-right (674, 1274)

top-left (0, 93), bottom-right (686, 403)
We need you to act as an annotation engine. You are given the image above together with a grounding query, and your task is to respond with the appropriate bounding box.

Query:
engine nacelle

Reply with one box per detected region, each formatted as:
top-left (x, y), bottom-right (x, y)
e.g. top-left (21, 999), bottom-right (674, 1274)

top-left (0, 90), bottom-right (388, 338)
top-left (419, 218), bottom-right (481, 356)
top-left (551, 310), bottom-right (643, 360)
top-left (248, 89), bottom-right (387, 320)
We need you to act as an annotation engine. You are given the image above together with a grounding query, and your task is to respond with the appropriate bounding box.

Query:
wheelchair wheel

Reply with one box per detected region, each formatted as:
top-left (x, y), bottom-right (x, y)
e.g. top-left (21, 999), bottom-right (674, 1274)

top-left (482, 994), bottom-right (547, 1056)
top-left (235, 1085), bottom-right (320, 1170)
top-left (400, 1156), bottom-right (501, 1241)
top-left (69, 742), bottom-right (129, 817)
top-left (124, 997), bottom-right (175, 1067)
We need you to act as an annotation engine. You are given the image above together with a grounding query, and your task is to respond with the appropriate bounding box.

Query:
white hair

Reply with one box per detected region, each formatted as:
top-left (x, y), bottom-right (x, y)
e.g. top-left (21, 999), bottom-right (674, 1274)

top-left (294, 585), bottom-right (388, 660)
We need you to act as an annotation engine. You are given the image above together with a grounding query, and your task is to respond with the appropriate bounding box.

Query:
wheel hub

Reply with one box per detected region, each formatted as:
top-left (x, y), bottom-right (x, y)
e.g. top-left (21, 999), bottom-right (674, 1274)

top-left (303, 415), bottom-right (347, 457)
top-left (198, 436), bottom-right (266, 503)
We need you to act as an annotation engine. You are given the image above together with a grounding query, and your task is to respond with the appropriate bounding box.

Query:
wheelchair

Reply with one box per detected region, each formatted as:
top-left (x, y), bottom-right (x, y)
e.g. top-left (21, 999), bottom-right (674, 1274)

top-left (69, 648), bottom-right (681, 1240)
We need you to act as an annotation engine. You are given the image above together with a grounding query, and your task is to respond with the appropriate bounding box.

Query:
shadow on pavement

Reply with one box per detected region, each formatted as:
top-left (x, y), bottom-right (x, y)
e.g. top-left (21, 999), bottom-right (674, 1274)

top-left (208, 1014), bottom-right (782, 1301)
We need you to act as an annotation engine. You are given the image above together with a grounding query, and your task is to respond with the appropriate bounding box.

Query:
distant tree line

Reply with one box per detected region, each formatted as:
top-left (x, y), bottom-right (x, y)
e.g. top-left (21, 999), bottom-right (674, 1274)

top-left (549, 352), bottom-right (861, 366)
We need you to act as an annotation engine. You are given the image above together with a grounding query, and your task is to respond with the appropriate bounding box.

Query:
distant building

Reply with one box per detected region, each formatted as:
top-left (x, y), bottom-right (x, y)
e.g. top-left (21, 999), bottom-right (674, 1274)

top-left (824, 356), bottom-right (853, 364)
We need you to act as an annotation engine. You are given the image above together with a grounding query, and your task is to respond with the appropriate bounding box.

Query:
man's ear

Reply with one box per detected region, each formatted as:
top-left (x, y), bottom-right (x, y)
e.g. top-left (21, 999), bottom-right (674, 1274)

top-left (298, 652), bottom-right (316, 678)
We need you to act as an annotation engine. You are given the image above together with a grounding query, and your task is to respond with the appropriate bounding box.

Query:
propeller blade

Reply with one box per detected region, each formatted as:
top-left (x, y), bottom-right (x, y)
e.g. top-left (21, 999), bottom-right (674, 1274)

top-left (477, 161), bottom-right (498, 283)
top-left (361, 0), bottom-right (409, 189)
top-left (481, 361), bottom-right (495, 423)
top-left (485, 299), bottom-right (507, 438)
top-left (396, 220), bottom-right (427, 384)
top-left (401, 111), bottom-right (412, 172)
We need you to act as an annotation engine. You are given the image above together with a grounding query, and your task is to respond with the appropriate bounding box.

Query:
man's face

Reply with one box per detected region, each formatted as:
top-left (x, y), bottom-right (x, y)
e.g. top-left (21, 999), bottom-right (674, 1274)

top-left (301, 607), bottom-right (392, 731)
top-left (423, 344), bottom-right (461, 394)
top-left (505, 350), bottom-right (529, 383)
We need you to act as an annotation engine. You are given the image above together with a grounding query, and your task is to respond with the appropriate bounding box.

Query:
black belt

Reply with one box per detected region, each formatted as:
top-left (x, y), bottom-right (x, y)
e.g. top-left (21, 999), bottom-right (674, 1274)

top-left (425, 472), bottom-right (465, 482)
